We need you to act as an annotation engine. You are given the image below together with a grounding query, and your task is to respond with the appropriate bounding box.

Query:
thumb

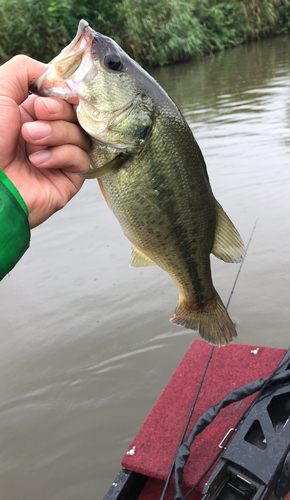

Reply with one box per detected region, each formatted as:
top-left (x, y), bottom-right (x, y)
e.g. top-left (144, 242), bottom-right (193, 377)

top-left (0, 55), bottom-right (47, 105)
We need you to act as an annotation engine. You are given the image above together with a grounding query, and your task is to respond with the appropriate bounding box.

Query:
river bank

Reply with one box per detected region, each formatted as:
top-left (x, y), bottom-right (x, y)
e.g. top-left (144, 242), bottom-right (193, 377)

top-left (0, 0), bottom-right (289, 66)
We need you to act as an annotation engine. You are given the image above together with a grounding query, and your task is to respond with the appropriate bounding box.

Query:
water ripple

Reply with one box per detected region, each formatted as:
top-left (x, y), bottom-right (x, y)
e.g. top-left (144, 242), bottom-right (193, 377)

top-left (88, 344), bottom-right (165, 372)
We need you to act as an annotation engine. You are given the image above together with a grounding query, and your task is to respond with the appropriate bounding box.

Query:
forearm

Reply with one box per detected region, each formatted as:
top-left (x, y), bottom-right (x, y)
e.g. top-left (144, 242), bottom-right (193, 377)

top-left (0, 169), bottom-right (30, 281)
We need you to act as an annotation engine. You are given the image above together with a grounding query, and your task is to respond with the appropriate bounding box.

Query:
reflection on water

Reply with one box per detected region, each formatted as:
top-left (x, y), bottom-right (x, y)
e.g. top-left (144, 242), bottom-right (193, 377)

top-left (0, 35), bottom-right (290, 499)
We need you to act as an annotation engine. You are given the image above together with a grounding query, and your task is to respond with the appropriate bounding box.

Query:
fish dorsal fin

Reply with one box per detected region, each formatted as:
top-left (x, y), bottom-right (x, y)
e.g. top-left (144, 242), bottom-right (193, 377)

top-left (212, 200), bottom-right (245, 263)
top-left (79, 153), bottom-right (127, 179)
top-left (130, 245), bottom-right (157, 267)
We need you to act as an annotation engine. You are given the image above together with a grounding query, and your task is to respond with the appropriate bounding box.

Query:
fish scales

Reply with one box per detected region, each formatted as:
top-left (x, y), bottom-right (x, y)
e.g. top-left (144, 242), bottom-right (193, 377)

top-left (31, 20), bottom-right (245, 345)
top-left (97, 116), bottom-right (216, 306)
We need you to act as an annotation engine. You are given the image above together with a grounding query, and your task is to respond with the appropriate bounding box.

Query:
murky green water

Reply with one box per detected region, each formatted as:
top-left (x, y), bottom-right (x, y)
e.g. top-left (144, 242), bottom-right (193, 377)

top-left (0, 35), bottom-right (290, 499)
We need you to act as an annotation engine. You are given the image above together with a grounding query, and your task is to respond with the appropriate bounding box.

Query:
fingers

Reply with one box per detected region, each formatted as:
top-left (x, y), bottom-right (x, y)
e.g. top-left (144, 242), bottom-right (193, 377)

top-left (22, 119), bottom-right (91, 157)
top-left (28, 143), bottom-right (91, 174)
top-left (0, 55), bottom-right (47, 105)
top-left (21, 93), bottom-right (91, 175)
top-left (21, 95), bottom-right (78, 123)
top-left (34, 96), bottom-right (78, 123)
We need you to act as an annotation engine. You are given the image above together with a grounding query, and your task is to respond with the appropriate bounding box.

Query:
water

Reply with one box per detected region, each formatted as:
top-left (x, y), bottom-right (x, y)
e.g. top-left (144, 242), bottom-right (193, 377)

top-left (0, 35), bottom-right (290, 499)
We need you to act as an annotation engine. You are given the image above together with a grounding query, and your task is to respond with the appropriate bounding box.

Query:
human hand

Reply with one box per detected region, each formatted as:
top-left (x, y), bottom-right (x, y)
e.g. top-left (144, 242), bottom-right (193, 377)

top-left (0, 55), bottom-right (91, 229)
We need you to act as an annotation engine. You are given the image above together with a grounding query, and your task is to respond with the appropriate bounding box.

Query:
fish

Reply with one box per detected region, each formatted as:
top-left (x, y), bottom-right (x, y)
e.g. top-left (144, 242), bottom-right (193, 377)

top-left (31, 19), bottom-right (245, 345)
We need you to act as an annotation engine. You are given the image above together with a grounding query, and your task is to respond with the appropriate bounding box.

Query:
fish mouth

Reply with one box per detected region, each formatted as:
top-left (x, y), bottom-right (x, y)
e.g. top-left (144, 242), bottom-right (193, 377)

top-left (30, 19), bottom-right (96, 103)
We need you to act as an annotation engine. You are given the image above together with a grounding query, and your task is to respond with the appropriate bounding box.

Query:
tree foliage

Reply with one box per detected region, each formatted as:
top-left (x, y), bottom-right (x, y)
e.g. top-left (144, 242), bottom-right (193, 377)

top-left (115, 0), bottom-right (203, 66)
top-left (0, 0), bottom-right (289, 66)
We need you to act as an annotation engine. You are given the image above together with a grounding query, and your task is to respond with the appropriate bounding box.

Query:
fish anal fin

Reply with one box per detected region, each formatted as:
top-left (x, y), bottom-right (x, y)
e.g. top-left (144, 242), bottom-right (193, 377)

top-left (97, 179), bottom-right (111, 211)
top-left (170, 291), bottom-right (237, 346)
top-left (212, 200), bottom-right (245, 263)
top-left (130, 245), bottom-right (157, 267)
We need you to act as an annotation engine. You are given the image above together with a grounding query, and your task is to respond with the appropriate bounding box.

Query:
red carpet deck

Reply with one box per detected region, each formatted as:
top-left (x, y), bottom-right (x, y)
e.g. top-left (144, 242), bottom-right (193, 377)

top-left (121, 339), bottom-right (287, 498)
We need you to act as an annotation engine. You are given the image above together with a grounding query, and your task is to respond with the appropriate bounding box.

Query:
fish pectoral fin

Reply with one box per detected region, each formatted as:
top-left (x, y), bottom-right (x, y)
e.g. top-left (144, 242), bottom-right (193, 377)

top-left (211, 200), bottom-right (245, 263)
top-left (79, 153), bottom-right (128, 179)
top-left (130, 245), bottom-right (157, 267)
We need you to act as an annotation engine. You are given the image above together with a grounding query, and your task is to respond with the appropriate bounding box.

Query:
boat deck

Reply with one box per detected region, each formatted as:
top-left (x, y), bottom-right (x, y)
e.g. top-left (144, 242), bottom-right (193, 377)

top-left (105, 340), bottom-right (288, 499)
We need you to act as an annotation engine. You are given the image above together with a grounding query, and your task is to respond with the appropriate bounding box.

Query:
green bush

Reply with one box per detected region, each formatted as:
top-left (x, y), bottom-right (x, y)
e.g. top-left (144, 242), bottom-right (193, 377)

top-left (243, 0), bottom-right (277, 38)
top-left (0, 0), bottom-right (68, 62)
top-left (196, 1), bottom-right (248, 51)
top-left (272, 0), bottom-right (290, 34)
top-left (0, 0), bottom-right (120, 64)
top-left (0, 0), bottom-right (289, 67)
top-left (115, 0), bottom-right (203, 66)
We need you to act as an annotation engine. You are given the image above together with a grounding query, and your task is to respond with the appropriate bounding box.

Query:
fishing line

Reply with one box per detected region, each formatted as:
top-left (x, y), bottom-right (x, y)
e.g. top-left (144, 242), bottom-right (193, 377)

top-left (159, 219), bottom-right (258, 500)
top-left (226, 218), bottom-right (259, 310)
top-left (159, 345), bottom-right (214, 500)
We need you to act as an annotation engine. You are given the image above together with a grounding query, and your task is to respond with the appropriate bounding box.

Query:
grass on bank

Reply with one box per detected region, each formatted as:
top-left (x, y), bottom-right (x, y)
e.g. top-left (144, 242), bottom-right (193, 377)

top-left (0, 0), bottom-right (289, 67)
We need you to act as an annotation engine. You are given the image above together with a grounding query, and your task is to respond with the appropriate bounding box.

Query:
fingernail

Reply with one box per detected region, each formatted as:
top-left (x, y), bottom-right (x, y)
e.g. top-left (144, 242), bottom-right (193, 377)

top-left (25, 122), bottom-right (51, 140)
top-left (39, 97), bottom-right (63, 114)
top-left (29, 149), bottom-right (51, 165)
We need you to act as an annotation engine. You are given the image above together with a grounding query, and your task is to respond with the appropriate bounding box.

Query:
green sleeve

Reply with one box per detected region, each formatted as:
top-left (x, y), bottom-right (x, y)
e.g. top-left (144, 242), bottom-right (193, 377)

top-left (0, 169), bottom-right (31, 281)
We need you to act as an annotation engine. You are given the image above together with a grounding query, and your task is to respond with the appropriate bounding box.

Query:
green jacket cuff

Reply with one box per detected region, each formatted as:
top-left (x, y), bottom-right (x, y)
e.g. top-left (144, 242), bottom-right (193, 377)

top-left (0, 169), bottom-right (31, 281)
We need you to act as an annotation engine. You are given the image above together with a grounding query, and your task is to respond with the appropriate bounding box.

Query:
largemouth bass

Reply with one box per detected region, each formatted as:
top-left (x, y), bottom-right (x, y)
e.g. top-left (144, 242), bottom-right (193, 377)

top-left (31, 20), bottom-right (244, 345)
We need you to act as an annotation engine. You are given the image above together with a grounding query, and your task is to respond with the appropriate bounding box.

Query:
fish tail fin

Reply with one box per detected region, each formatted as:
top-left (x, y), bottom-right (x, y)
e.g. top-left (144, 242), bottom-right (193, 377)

top-left (170, 291), bottom-right (237, 346)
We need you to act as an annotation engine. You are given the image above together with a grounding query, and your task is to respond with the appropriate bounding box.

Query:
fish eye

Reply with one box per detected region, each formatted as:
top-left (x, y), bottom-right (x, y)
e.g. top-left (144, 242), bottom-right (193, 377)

top-left (104, 53), bottom-right (122, 71)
